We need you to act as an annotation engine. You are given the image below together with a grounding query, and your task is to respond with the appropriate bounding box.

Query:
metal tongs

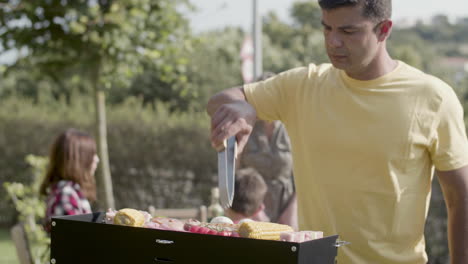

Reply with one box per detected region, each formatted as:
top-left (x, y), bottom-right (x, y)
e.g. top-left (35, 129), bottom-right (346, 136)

top-left (217, 136), bottom-right (237, 209)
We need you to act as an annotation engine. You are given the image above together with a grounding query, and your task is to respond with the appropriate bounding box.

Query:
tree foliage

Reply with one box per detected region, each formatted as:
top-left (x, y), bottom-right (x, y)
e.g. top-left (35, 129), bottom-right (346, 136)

top-left (0, 0), bottom-right (196, 209)
top-left (0, 0), bottom-right (194, 105)
top-left (184, 27), bottom-right (245, 110)
top-left (262, 1), bottom-right (328, 73)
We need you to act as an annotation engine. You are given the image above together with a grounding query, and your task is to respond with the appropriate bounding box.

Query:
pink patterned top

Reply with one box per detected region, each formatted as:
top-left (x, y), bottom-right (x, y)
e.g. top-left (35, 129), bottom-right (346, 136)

top-left (44, 180), bottom-right (91, 232)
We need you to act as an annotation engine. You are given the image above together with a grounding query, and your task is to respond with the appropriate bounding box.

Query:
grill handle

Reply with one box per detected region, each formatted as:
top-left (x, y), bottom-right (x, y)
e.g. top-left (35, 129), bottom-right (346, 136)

top-left (155, 239), bottom-right (174, 245)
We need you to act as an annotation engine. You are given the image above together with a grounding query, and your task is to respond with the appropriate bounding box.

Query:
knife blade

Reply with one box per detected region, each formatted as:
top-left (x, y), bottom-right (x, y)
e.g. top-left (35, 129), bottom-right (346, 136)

top-left (217, 139), bottom-right (229, 208)
top-left (217, 137), bottom-right (237, 208)
top-left (225, 136), bottom-right (237, 207)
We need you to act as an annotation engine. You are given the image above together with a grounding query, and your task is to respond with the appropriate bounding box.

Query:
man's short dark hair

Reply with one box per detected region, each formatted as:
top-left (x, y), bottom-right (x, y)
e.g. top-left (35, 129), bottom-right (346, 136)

top-left (318, 0), bottom-right (392, 22)
top-left (231, 168), bottom-right (267, 216)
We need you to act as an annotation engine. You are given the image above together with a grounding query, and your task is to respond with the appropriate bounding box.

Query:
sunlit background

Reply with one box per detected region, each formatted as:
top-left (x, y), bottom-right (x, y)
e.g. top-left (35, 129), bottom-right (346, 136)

top-left (1, 1), bottom-right (467, 264)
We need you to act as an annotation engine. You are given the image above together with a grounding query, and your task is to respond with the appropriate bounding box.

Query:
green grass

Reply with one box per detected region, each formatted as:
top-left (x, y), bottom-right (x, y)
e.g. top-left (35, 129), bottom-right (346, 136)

top-left (0, 227), bottom-right (19, 264)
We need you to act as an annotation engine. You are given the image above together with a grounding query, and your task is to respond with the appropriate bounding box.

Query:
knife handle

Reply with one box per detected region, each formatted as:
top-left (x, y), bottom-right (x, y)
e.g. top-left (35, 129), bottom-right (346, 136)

top-left (215, 139), bottom-right (227, 152)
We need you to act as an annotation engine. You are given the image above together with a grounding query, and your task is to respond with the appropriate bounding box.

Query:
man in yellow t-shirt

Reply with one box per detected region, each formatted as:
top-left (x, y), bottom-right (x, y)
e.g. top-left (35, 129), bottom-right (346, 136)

top-left (206, 0), bottom-right (468, 263)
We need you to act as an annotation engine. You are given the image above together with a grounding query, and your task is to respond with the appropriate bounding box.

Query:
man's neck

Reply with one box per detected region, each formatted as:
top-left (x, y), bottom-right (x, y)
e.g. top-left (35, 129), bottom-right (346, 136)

top-left (346, 48), bottom-right (397, 81)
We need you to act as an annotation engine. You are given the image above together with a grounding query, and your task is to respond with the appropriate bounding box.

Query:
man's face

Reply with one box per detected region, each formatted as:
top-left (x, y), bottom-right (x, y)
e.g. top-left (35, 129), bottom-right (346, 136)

top-left (321, 5), bottom-right (382, 73)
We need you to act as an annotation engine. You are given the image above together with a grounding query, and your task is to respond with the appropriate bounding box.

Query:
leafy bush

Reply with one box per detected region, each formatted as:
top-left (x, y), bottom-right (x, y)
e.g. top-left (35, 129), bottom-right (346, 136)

top-left (0, 95), bottom-right (217, 224)
top-left (4, 155), bottom-right (50, 264)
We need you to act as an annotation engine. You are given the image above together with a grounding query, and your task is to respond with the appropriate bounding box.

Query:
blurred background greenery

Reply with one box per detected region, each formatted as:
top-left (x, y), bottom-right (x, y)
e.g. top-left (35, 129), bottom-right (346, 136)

top-left (1, 1), bottom-right (467, 263)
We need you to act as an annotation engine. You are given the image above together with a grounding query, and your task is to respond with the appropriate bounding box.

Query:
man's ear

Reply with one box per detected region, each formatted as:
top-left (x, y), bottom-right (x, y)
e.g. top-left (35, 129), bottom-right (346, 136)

top-left (378, 20), bottom-right (393, 41)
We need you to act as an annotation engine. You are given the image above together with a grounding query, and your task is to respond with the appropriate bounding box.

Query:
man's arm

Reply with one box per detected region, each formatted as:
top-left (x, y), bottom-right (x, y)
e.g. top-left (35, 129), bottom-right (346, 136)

top-left (206, 86), bottom-right (246, 117)
top-left (206, 86), bottom-right (257, 153)
top-left (436, 165), bottom-right (468, 264)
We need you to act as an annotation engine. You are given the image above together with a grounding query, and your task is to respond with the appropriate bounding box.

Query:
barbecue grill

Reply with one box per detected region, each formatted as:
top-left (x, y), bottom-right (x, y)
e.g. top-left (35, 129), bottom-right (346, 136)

top-left (51, 212), bottom-right (346, 264)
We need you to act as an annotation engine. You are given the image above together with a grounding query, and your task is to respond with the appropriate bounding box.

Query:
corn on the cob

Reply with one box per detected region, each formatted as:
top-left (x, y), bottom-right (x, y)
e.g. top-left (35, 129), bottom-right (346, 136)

top-left (114, 208), bottom-right (146, 227)
top-left (238, 221), bottom-right (294, 240)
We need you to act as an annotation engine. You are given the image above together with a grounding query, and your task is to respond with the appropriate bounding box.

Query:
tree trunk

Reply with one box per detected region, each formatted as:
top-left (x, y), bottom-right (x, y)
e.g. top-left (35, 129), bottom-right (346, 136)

top-left (92, 67), bottom-right (115, 210)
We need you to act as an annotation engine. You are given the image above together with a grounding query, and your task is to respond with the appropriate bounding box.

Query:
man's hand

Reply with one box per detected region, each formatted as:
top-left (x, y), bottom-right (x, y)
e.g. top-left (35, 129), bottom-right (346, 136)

top-left (437, 165), bottom-right (468, 264)
top-left (206, 87), bottom-right (257, 154)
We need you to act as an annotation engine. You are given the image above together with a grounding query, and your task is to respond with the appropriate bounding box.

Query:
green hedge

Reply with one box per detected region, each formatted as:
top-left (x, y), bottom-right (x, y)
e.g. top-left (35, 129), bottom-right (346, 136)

top-left (1, 96), bottom-right (217, 225)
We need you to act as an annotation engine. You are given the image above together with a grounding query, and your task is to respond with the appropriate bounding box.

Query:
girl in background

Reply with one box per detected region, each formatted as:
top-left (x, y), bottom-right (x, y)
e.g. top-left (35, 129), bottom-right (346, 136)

top-left (40, 128), bottom-right (99, 232)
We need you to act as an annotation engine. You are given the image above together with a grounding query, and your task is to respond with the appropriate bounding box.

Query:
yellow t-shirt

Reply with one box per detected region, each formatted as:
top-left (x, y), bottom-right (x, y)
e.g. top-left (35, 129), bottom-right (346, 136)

top-left (244, 61), bottom-right (468, 264)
